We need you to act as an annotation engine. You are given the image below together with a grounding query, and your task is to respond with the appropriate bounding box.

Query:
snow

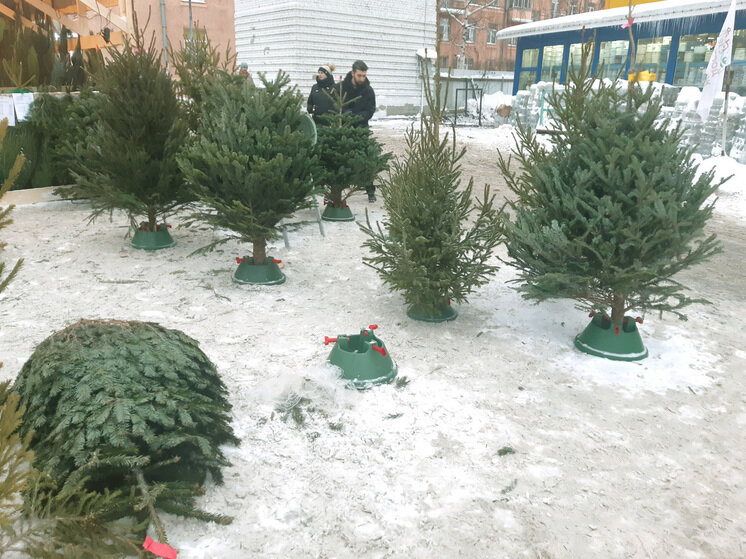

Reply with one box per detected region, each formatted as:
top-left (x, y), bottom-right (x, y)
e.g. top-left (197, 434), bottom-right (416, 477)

top-left (1, 121), bottom-right (745, 557)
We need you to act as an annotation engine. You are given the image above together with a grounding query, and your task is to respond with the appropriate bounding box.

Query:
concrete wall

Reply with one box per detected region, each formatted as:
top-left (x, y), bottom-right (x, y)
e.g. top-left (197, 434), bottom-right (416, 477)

top-left (235, 0), bottom-right (437, 115)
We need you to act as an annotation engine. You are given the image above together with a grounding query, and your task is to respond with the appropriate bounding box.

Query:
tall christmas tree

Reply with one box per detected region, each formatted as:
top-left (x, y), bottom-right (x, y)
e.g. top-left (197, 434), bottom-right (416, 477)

top-left (0, 118), bottom-right (23, 297)
top-left (64, 23), bottom-right (189, 238)
top-left (315, 92), bottom-right (390, 219)
top-left (497, 47), bottom-right (722, 359)
top-left (179, 71), bottom-right (317, 279)
top-left (360, 62), bottom-right (502, 321)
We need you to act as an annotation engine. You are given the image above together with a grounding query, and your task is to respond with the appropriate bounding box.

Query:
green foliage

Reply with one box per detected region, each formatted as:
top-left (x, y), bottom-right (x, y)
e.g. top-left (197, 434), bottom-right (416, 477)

top-left (497, 49), bottom-right (722, 325)
top-left (0, 118), bottom-right (23, 296)
top-left (64, 26), bottom-right (189, 232)
top-left (169, 33), bottom-right (238, 131)
top-left (12, 319), bottom-right (239, 531)
top-left (360, 121), bottom-right (502, 317)
top-left (0, 383), bottom-right (144, 559)
top-left (179, 70), bottom-right (318, 264)
top-left (314, 92), bottom-right (390, 207)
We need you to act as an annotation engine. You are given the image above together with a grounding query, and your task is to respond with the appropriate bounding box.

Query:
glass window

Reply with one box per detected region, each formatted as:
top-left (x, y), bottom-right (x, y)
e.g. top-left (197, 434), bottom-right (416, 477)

top-left (439, 18), bottom-right (450, 42)
top-left (519, 70), bottom-right (537, 90)
top-left (522, 48), bottom-right (539, 68)
top-left (729, 29), bottom-right (746, 95)
top-left (487, 25), bottom-right (498, 45)
top-left (509, 37), bottom-right (517, 48)
top-left (598, 40), bottom-right (629, 80)
top-left (674, 32), bottom-right (717, 87)
top-left (511, 0), bottom-right (532, 8)
top-left (464, 24), bottom-right (475, 44)
top-left (540, 44), bottom-right (564, 82)
top-left (634, 36), bottom-right (671, 83)
top-left (568, 41), bottom-right (593, 72)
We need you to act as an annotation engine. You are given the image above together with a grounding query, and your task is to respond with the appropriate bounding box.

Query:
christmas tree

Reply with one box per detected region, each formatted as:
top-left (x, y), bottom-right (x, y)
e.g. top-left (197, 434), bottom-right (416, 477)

top-left (169, 32), bottom-right (238, 132)
top-left (179, 70), bottom-right (317, 266)
top-left (315, 92), bottom-right (390, 212)
top-left (0, 118), bottom-right (23, 296)
top-left (360, 63), bottom-right (502, 321)
top-left (497, 48), bottom-right (722, 352)
top-left (64, 24), bottom-right (189, 235)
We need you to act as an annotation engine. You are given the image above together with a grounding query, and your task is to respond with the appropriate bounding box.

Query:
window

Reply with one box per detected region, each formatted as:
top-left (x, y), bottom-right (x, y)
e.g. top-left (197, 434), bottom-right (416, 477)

top-left (598, 39), bottom-right (629, 80)
top-left (439, 55), bottom-right (450, 68)
top-left (439, 17), bottom-right (450, 41)
top-left (183, 26), bottom-right (206, 41)
top-left (634, 36), bottom-right (671, 83)
top-left (522, 48), bottom-right (539, 67)
top-left (509, 37), bottom-right (517, 47)
top-left (464, 24), bottom-right (475, 44)
top-left (487, 25), bottom-right (498, 45)
top-left (540, 44), bottom-right (564, 82)
top-left (466, 58), bottom-right (475, 69)
top-left (510, 0), bottom-right (531, 9)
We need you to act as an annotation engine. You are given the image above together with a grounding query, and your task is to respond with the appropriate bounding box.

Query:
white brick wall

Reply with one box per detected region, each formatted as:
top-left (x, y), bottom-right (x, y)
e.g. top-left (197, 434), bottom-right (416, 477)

top-left (235, 0), bottom-right (437, 114)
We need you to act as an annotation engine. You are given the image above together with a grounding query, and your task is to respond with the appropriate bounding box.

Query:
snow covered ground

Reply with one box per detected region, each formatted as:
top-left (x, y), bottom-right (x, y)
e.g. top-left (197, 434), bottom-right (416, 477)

top-left (1, 122), bottom-right (745, 558)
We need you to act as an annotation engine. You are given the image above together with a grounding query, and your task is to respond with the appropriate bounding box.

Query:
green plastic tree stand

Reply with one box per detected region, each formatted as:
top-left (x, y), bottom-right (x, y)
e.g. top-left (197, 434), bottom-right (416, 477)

top-left (322, 205), bottom-right (355, 222)
top-left (326, 325), bottom-right (397, 388)
top-left (407, 302), bottom-right (458, 323)
top-left (574, 314), bottom-right (648, 361)
top-left (130, 225), bottom-right (176, 250)
top-left (233, 256), bottom-right (286, 285)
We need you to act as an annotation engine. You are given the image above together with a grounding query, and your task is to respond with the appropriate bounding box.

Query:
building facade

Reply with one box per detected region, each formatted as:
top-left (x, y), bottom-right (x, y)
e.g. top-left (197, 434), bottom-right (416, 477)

top-left (235, 0), bottom-right (437, 115)
top-left (438, 0), bottom-right (605, 72)
top-left (132, 0), bottom-right (235, 72)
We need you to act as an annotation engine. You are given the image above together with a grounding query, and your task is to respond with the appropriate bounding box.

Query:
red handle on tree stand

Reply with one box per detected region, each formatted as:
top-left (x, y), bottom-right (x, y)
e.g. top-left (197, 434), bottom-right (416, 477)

top-left (272, 259), bottom-right (282, 264)
top-left (324, 336), bottom-right (338, 345)
top-left (236, 257), bottom-right (245, 264)
top-left (371, 345), bottom-right (387, 357)
top-left (368, 324), bottom-right (378, 330)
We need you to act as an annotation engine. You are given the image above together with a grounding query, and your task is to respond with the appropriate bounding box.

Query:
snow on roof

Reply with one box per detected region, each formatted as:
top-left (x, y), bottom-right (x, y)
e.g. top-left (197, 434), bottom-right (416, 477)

top-left (496, 0), bottom-right (746, 40)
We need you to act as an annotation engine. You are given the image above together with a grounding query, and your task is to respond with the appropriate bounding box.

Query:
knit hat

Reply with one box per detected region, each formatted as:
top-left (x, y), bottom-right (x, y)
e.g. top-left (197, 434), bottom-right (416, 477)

top-left (318, 63), bottom-right (335, 79)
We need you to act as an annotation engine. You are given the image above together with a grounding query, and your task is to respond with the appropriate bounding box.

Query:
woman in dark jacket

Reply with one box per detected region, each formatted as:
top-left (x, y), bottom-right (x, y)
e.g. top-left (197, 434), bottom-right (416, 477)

top-left (307, 64), bottom-right (338, 125)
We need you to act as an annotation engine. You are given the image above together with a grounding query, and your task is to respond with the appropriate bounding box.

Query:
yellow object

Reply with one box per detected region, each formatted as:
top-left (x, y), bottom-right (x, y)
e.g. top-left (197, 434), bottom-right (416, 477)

top-left (606, 0), bottom-right (663, 8)
top-left (628, 70), bottom-right (657, 82)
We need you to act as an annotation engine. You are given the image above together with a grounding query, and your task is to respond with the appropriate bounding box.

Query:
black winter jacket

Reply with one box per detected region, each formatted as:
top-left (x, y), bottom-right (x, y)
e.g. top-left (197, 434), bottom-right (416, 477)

top-left (340, 71), bottom-right (376, 127)
top-left (307, 75), bottom-right (338, 125)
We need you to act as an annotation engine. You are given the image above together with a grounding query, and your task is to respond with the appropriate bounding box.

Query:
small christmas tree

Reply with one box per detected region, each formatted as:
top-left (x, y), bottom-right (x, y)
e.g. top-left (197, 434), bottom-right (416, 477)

top-left (0, 118), bottom-right (23, 296)
top-left (315, 92), bottom-right (390, 217)
top-left (64, 23), bottom-right (189, 238)
top-left (179, 71), bottom-right (317, 276)
top-left (360, 63), bottom-right (502, 321)
top-left (497, 47), bottom-right (722, 358)
top-left (169, 32), bottom-right (238, 132)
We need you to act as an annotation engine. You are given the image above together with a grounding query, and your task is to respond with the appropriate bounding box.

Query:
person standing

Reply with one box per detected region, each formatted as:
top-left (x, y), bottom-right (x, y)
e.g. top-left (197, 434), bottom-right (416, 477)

top-left (307, 64), bottom-right (337, 125)
top-left (341, 60), bottom-right (377, 201)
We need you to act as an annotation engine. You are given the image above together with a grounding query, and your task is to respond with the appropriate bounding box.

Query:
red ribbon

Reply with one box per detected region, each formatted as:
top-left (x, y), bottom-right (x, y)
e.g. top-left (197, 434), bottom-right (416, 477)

top-left (143, 536), bottom-right (177, 559)
top-left (236, 257), bottom-right (245, 264)
top-left (621, 17), bottom-right (634, 29)
top-left (371, 345), bottom-right (387, 357)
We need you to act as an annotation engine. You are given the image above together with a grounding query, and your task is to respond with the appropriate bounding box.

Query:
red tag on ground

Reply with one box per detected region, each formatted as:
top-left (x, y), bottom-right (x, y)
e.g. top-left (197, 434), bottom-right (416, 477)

top-left (143, 536), bottom-right (177, 559)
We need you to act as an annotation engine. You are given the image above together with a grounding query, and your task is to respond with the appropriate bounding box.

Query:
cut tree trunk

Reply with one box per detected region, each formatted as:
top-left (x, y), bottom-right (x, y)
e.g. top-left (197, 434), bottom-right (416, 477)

top-left (252, 239), bottom-right (267, 265)
top-left (610, 293), bottom-right (626, 325)
top-left (147, 210), bottom-right (157, 232)
top-left (328, 190), bottom-right (343, 208)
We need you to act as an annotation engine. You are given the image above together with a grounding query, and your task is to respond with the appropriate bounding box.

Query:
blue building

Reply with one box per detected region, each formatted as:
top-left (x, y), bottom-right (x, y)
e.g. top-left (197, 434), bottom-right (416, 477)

top-left (496, 0), bottom-right (746, 95)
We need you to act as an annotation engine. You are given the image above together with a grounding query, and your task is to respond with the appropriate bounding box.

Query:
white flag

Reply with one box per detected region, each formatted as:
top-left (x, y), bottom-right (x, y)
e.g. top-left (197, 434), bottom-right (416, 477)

top-left (698, 0), bottom-right (738, 121)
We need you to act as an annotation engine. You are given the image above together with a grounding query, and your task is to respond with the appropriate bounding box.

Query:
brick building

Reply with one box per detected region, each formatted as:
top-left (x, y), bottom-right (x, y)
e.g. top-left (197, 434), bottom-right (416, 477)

top-left (438, 0), bottom-right (605, 71)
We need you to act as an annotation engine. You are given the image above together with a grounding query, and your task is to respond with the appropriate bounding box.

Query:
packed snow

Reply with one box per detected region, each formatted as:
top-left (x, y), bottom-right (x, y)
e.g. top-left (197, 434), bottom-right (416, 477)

top-left (1, 121), bottom-right (744, 558)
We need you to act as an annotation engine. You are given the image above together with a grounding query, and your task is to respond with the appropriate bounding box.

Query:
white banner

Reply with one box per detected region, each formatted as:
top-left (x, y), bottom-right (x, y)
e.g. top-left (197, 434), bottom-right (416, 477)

top-left (698, 0), bottom-right (738, 121)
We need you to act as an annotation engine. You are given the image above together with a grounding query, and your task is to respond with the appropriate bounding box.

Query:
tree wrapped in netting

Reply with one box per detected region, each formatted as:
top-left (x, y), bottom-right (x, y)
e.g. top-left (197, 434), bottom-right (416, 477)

top-left (12, 319), bottom-right (239, 533)
top-left (315, 93), bottom-right (390, 212)
top-left (179, 70), bottom-right (317, 266)
top-left (63, 22), bottom-right (189, 235)
top-left (360, 62), bottom-right (502, 321)
top-left (497, 46), bottom-right (722, 358)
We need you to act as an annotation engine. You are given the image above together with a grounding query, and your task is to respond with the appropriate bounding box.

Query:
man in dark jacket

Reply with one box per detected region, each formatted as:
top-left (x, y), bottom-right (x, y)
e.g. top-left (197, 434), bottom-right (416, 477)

top-left (341, 60), bottom-right (377, 201)
top-left (307, 64), bottom-right (337, 125)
